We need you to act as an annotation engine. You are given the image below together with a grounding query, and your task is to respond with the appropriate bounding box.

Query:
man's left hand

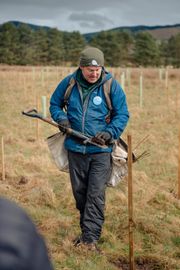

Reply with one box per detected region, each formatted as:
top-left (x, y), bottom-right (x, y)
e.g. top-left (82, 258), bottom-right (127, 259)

top-left (94, 131), bottom-right (112, 145)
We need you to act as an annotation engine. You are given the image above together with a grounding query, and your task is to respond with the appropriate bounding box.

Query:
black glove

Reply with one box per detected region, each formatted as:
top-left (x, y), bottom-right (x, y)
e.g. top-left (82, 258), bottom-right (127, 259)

top-left (95, 131), bottom-right (112, 145)
top-left (57, 119), bottom-right (71, 133)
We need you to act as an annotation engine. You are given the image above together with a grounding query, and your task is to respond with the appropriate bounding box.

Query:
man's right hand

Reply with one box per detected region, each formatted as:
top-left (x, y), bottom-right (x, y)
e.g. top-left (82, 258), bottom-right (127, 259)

top-left (57, 119), bottom-right (71, 133)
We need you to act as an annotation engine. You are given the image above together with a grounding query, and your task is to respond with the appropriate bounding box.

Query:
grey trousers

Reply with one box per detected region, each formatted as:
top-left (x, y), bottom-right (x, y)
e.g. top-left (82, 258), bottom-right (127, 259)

top-left (68, 150), bottom-right (112, 243)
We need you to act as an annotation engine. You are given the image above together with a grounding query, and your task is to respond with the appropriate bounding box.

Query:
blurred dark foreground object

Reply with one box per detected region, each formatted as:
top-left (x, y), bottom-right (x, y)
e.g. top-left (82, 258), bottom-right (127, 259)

top-left (0, 197), bottom-right (53, 270)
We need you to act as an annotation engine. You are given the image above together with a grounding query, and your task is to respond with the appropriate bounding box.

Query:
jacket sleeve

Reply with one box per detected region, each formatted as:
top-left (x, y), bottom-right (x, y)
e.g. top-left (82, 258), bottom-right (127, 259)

top-left (105, 79), bottom-right (129, 139)
top-left (49, 76), bottom-right (71, 123)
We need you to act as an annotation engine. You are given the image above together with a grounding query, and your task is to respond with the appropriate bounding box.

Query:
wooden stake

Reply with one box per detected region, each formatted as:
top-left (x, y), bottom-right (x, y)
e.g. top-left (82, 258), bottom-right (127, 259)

top-left (165, 69), bottom-right (168, 89)
top-left (23, 75), bottom-right (27, 99)
top-left (127, 134), bottom-right (135, 270)
top-left (127, 68), bottom-right (131, 91)
top-left (166, 86), bottom-right (169, 108)
top-left (1, 136), bottom-right (5, 181)
top-left (41, 68), bottom-right (44, 87)
top-left (178, 130), bottom-right (180, 199)
top-left (175, 87), bottom-right (178, 118)
top-left (139, 74), bottom-right (143, 108)
top-left (36, 95), bottom-right (40, 140)
top-left (159, 68), bottom-right (163, 81)
top-left (56, 66), bottom-right (59, 82)
top-left (165, 69), bottom-right (169, 107)
top-left (121, 72), bottom-right (125, 91)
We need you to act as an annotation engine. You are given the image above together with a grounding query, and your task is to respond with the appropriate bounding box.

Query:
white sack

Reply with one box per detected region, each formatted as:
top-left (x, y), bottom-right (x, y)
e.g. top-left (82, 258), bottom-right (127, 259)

top-left (108, 140), bottom-right (128, 187)
top-left (46, 132), bottom-right (69, 172)
top-left (46, 133), bottom-right (128, 186)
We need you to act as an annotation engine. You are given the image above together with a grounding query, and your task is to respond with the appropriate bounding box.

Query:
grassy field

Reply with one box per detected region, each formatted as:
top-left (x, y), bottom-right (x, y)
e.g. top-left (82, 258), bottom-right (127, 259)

top-left (0, 65), bottom-right (180, 269)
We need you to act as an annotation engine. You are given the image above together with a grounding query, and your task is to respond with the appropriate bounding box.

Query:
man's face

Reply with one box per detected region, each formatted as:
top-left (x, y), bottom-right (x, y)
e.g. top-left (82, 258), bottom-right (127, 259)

top-left (80, 66), bottom-right (102, 84)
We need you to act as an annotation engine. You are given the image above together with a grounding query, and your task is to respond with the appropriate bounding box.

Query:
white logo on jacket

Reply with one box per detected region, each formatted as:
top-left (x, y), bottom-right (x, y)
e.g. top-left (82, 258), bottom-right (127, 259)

top-left (93, 96), bottom-right (102, 105)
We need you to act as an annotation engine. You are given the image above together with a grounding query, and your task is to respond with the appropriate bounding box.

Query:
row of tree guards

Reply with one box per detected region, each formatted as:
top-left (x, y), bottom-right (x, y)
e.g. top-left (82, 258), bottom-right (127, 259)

top-left (119, 69), bottom-right (171, 109)
top-left (21, 70), bottom-right (176, 128)
top-left (2, 67), bottom-right (176, 115)
top-left (0, 66), bottom-right (171, 87)
top-left (28, 68), bottom-right (177, 113)
top-left (1, 133), bottom-right (180, 269)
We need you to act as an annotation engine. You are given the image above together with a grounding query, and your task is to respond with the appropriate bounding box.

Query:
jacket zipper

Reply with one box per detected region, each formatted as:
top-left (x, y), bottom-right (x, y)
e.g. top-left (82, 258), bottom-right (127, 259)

top-left (77, 82), bottom-right (87, 154)
top-left (77, 74), bottom-right (108, 154)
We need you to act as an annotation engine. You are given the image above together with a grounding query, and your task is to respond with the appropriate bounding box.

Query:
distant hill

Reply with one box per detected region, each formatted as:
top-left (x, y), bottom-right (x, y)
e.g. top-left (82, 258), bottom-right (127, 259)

top-left (1, 21), bottom-right (180, 41)
top-left (84, 24), bottom-right (180, 41)
top-left (146, 25), bottom-right (180, 40)
top-left (2, 20), bottom-right (51, 31)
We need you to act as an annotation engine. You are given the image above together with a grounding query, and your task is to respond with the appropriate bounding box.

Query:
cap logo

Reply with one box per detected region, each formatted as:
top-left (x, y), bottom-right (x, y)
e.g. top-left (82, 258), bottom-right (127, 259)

top-left (91, 59), bottom-right (98, 66)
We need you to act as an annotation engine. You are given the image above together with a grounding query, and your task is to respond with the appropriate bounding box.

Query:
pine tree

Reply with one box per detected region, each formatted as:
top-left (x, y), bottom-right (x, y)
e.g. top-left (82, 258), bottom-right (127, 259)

top-left (16, 24), bottom-right (35, 65)
top-left (33, 29), bottom-right (49, 65)
top-left (133, 32), bottom-right (160, 66)
top-left (63, 31), bottom-right (86, 65)
top-left (167, 34), bottom-right (180, 67)
top-left (0, 22), bottom-right (19, 64)
top-left (89, 31), bottom-right (133, 66)
top-left (47, 28), bottom-right (64, 65)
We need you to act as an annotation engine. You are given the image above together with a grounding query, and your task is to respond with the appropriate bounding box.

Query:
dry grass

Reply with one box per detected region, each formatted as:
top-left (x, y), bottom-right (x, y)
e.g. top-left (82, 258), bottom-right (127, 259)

top-left (0, 65), bottom-right (180, 270)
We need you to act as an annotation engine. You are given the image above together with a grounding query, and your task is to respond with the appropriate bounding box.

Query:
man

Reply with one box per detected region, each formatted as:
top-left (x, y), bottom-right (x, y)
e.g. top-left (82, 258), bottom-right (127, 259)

top-left (49, 47), bottom-right (129, 251)
top-left (0, 196), bottom-right (53, 270)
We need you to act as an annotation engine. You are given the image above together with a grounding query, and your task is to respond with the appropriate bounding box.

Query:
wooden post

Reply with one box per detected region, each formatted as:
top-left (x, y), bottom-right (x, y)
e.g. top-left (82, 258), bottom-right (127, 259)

top-left (46, 66), bottom-right (49, 84)
top-left (178, 130), bottom-right (180, 199)
top-left (139, 74), bottom-right (143, 108)
top-left (127, 134), bottom-right (135, 270)
top-left (175, 87), bottom-right (178, 118)
top-left (1, 137), bottom-right (5, 181)
top-left (127, 68), bottom-right (131, 91)
top-left (165, 69), bottom-right (168, 89)
top-left (23, 75), bottom-right (27, 99)
top-left (165, 69), bottom-right (169, 107)
top-left (36, 95), bottom-right (40, 140)
top-left (121, 72), bottom-right (125, 91)
top-left (56, 66), bottom-right (59, 82)
top-left (41, 68), bottom-right (44, 87)
top-left (159, 68), bottom-right (163, 81)
top-left (32, 66), bottom-right (35, 81)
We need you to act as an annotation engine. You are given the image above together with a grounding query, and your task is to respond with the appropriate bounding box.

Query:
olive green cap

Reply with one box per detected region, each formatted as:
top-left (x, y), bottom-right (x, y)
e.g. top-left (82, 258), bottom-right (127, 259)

top-left (79, 47), bottom-right (104, 67)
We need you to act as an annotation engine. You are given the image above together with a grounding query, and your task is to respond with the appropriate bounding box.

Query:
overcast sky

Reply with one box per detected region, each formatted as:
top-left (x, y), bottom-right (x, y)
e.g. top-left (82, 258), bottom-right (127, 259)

top-left (0, 0), bottom-right (180, 34)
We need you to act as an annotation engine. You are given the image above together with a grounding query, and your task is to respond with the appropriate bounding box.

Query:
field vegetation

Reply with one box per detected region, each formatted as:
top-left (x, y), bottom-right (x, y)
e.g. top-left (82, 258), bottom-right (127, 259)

top-left (0, 65), bottom-right (180, 269)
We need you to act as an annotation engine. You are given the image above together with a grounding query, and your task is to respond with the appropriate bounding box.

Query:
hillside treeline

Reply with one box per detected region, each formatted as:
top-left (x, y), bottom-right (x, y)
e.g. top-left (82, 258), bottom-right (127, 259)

top-left (0, 22), bottom-right (180, 67)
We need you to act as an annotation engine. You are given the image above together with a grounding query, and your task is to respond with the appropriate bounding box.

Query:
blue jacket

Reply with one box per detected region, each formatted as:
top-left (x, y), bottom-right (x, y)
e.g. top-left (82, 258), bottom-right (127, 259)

top-left (49, 69), bottom-right (129, 154)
